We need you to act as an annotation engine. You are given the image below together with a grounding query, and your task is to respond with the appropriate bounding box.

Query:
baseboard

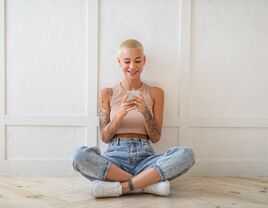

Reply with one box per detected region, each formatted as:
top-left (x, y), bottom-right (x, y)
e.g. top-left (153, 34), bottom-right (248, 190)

top-left (188, 159), bottom-right (268, 176)
top-left (0, 160), bottom-right (77, 176)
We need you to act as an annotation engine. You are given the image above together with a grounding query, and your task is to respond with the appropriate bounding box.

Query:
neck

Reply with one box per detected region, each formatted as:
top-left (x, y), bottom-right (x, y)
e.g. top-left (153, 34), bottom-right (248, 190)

top-left (121, 79), bottom-right (142, 91)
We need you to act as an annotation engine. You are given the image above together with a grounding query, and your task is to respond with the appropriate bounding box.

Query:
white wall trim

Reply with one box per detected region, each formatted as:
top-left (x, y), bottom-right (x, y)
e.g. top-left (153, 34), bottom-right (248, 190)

top-left (0, 0), bottom-right (6, 160)
top-left (1, 115), bottom-right (89, 126)
top-left (86, 0), bottom-right (99, 147)
top-left (188, 116), bottom-right (268, 128)
top-left (178, 0), bottom-right (191, 146)
top-left (0, 160), bottom-right (75, 176)
top-left (190, 159), bottom-right (268, 176)
top-left (2, 115), bottom-right (267, 128)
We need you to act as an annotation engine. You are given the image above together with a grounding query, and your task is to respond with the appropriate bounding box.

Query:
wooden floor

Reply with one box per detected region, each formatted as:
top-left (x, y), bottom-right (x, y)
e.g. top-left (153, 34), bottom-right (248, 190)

top-left (0, 176), bottom-right (267, 208)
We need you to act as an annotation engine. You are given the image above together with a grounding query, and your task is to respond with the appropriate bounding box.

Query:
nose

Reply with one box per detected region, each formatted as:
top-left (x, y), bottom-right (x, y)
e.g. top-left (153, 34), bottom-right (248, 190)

top-left (129, 61), bottom-right (136, 68)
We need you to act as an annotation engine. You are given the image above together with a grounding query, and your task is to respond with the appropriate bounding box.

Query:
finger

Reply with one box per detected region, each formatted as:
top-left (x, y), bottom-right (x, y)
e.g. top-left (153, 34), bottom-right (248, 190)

top-left (134, 98), bottom-right (144, 105)
top-left (122, 94), bottom-right (128, 102)
top-left (123, 100), bottom-right (136, 106)
top-left (133, 96), bottom-right (143, 102)
top-left (122, 103), bottom-right (136, 110)
top-left (139, 92), bottom-right (144, 98)
top-left (122, 99), bottom-right (134, 106)
top-left (126, 106), bottom-right (137, 112)
top-left (127, 100), bottom-right (137, 106)
top-left (136, 96), bottom-right (144, 102)
top-left (133, 100), bottom-right (142, 106)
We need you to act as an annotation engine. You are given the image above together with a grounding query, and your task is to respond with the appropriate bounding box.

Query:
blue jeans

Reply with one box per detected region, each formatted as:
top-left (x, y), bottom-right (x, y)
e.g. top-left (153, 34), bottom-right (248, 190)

top-left (72, 138), bottom-right (195, 181)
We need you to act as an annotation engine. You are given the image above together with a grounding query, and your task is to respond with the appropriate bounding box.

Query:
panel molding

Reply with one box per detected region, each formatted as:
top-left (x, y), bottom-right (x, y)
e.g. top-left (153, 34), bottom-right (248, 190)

top-left (0, 0), bottom-right (99, 174)
top-left (86, 0), bottom-right (98, 147)
top-left (178, 0), bottom-right (268, 145)
top-left (0, 160), bottom-right (75, 176)
top-left (189, 159), bottom-right (268, 176)
top-left (0, 0), bottom-right (6, 160)
top-left (2, 114), bottom-right (268, 128)
top-left (178, 0), bottom-right (192, 146)
top-left (1, 115), bottom-right (88, 126)
top-left (178, 0), bottom-right (268, 177)
top-left (188, 116), bottom-right (268, 128)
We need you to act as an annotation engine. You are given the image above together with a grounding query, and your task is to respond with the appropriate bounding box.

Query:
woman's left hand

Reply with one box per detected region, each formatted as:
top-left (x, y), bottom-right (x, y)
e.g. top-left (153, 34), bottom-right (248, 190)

top-left (133, 93), bottom-right (149, 115)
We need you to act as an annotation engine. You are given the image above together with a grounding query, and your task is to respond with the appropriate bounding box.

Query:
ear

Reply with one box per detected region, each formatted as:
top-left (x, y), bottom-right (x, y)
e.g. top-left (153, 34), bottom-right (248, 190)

top-left (117, 57), bottom-right (120, 64)
top-left (143, 55), bottom-right (146, 65)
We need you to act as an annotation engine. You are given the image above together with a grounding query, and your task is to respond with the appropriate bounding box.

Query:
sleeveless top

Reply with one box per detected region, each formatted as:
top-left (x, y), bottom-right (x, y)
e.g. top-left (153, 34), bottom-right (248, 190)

top-left (110, 82), bottom-right (154, 135)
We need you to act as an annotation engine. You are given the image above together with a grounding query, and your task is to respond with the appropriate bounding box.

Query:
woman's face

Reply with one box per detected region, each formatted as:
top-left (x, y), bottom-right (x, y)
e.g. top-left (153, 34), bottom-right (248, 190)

top-left (117, 48), bottom-right (146, 80)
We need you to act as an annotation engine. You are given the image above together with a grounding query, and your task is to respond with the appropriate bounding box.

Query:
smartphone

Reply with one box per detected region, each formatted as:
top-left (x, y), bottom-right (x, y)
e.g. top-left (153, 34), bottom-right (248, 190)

top-left (127, 90), bottom-right (140, 101)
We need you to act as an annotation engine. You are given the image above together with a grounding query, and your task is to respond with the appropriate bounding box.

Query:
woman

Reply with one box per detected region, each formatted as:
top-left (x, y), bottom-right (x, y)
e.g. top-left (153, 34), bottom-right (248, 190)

top-left (72, 39), bottom-right (195, 198)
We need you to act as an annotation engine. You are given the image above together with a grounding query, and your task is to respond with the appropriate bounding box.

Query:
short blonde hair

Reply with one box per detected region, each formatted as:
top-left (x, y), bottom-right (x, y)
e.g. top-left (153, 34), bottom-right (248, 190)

top-left (118, 39), bottom-right (144, 56)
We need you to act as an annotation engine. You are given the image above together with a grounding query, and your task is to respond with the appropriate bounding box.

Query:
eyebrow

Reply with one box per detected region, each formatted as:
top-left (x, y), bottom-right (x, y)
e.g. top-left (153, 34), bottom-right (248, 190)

top-left (123, 57), bottom-right (142, 60)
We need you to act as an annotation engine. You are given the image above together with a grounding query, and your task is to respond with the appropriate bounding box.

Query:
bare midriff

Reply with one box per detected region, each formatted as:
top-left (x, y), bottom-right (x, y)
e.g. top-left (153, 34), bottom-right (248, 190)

top-left (113, 133), bottom-right (149, 139)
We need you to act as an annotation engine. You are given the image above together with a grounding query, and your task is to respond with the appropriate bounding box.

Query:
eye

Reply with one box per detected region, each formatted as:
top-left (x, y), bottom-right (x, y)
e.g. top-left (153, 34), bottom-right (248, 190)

top-left (135, 61), bottom-right (141, 63)
top-left (124, 61), bottom-right (130, 64)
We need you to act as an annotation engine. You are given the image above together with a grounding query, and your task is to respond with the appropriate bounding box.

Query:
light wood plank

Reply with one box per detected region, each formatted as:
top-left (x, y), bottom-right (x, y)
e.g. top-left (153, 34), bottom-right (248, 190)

top-left (0, 176), bottom-right (267, 208)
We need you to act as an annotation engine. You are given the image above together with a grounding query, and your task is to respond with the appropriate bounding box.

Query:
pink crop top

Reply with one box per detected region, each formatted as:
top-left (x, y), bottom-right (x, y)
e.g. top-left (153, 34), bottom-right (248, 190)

top-left (110, 82), bottom-right (154, 135)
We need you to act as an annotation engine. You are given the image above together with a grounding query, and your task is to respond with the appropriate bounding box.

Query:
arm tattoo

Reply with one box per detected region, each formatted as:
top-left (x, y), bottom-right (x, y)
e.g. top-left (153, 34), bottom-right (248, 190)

top-left (106, 88), bottom-right (113, 96)
top-left (98, 88), bottom-right (120, 142)
top-left (98, 88), bottom-right (113, 130)
top-left (142, 107), bottom-right (161, 136)
top-left (101, 117), bottom-right (121, 142)
top-left (106, 120), bottom-right (118, 138)
top-left (98, 93), bottom-right (109, 131)
top-left (99, 111), bottom-right (109, 131)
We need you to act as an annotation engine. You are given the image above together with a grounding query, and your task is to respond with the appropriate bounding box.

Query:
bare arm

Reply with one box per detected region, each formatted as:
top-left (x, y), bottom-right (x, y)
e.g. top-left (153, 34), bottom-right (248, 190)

top-left (98, 88), bottom-right (136, 143)
top-left (98, 88), bottom-right (119, 143)
top-left (134, 87), bottom-right (164, 143)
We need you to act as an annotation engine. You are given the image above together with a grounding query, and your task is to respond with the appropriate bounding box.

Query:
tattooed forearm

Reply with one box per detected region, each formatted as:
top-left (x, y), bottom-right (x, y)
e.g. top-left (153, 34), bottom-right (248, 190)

top-left (100, 116), bottom-right (123, 143)
top-left (98, 88), bottom-right (118, 143)
top-left (142, 107), bottom-right (161, 142)
top-left (99, 111), bottom-right (110, 131)
top-left (99, 110), bottom-right (116, 143)
top-left (105, 120), bottom-right (118, 140)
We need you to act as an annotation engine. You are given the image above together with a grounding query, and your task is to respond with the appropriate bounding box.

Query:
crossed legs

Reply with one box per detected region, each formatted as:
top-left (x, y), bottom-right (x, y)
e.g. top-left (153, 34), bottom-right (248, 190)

top-left (106, 163), bottom-right (161, 194)
top-left (72, 146), bottom-right (195, 196)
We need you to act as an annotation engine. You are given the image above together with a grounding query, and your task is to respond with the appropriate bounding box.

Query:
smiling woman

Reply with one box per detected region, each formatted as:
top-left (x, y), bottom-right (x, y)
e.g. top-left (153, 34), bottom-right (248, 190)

top-left (117, 40), bottom-right (146, 80)
top-left (71, 39), bottom-right (195, 198)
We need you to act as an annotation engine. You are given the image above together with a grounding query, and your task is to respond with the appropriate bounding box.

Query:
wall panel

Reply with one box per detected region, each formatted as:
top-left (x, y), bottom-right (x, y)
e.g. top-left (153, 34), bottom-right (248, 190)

top-left (6, 126), bottom-right (86, 160)
top-left (0, 0), bottom-right (98, 175)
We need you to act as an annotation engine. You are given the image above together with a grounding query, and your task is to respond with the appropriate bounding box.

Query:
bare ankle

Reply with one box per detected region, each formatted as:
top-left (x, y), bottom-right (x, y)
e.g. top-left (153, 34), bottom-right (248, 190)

top-left (120, 182), bottom-right (130, 194)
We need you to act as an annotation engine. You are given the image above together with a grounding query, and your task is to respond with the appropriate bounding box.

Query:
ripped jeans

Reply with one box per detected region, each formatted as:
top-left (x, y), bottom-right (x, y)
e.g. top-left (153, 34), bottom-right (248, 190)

top-left (71, 138), bottom-right (195, 181)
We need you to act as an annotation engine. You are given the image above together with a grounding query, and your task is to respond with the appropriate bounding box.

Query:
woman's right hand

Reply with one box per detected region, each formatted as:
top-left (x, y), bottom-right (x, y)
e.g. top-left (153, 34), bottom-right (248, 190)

top-left (117, 94), bottom-right (137, 118)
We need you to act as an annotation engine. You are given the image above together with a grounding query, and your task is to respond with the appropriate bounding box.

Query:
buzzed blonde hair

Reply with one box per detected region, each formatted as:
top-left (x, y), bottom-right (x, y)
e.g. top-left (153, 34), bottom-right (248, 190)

top-left (118, 39), bottom-right (144, 56)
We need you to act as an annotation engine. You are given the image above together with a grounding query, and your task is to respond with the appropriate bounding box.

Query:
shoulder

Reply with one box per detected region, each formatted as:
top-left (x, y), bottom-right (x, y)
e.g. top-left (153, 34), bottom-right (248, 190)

top-left (99, 88), bottom-right (113, 95)
top-left (99, 88), bottom-right (113, 100)
top-left (149, 86), bottom-right (164, 99)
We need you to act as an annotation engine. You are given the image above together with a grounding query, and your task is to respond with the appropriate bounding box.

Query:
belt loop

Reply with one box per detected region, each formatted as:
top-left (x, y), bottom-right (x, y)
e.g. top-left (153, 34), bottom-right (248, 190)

top-left (117, 138), bottom-right (120, 146)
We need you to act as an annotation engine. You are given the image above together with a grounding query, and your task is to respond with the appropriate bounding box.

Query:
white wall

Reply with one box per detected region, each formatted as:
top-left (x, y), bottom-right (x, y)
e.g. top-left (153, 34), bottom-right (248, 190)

top-left (0, 0), bottom-right (267, 176)
top-left (189, 0), bottom-right (268, 176)
top-left (0, 0), bottom-right (98, 175)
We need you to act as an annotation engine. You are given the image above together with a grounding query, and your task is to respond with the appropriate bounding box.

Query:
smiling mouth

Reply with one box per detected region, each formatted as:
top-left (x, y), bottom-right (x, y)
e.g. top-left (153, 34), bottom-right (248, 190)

top-left (127, 71), bottom-right (138, 75)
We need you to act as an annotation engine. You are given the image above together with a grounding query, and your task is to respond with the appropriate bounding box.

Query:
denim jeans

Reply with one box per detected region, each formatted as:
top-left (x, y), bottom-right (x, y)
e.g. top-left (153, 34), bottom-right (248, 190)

top-left (72, 138), bottom-right (195, 181)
